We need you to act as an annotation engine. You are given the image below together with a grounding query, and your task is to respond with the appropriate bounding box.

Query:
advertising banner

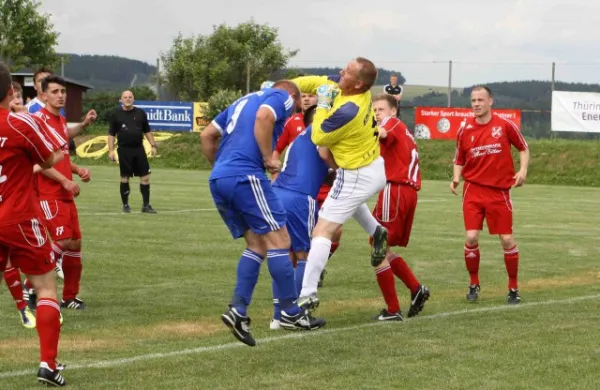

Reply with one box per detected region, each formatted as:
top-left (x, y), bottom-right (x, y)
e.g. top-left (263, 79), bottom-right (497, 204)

top-left (414, 107), bottom-right (522, 140)
top-left (551, 91), bottom-right (600, 132)
top-left (134, 101), bottom-right (193, 131)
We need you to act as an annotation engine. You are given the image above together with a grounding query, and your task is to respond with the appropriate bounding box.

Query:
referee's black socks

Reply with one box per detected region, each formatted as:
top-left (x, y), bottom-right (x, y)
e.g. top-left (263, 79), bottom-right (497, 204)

top-left (140, 184), bottom-right (150, 206)
top-left (120, 182), bottom-right (130, 205)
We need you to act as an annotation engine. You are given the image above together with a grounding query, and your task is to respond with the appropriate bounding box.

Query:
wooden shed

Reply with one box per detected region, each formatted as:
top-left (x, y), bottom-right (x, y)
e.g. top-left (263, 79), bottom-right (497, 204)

top-left (11, 72), bottom-right (93, 123)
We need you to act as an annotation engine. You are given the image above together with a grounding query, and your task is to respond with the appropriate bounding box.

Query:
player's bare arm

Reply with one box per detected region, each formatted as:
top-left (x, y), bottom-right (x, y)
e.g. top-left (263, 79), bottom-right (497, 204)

top-left (254, 107), bottom-right (281, 173)
top-left (317, 146), bottom-right (338, 170)
top-left (39, 167), bottom-right (81, 197)
top-left (451, 164), bottom-right (464, 195)
top-left (144, 131), bottom-right (158, 157)
top-left (68, 109), bottom-right (98, 138)
top-left (107, 135), bottom-right (116, 161)
top-left (200, 122), bottom-right (222, 166)
top-left (71, 161), bottom-right (91, 183)
top-left (513, 148), bottom-right (530, 188)
top-left (37, 149), bottom-right (64, 170)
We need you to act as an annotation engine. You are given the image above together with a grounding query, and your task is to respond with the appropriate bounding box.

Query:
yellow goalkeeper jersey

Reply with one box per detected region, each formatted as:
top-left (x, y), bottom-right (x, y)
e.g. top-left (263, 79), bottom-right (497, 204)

top-left (292, 75), bottom-right (380, 169)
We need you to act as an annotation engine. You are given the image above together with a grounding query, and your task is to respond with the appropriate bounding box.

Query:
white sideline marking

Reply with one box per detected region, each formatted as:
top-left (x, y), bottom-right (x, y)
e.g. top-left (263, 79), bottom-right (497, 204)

top-left (78, 208), bottom-right (216, 216)
top-left (1, 293), bottom-right (599, 379)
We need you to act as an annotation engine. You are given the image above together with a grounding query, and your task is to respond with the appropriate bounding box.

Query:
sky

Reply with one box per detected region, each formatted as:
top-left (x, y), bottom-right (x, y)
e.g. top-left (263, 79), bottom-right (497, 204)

top-left (38, 0), bottom-right (600, 87)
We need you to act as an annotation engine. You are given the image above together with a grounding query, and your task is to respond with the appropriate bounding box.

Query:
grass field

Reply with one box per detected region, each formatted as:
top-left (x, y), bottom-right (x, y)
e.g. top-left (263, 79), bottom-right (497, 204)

top-left (1, 167), bottom-right (600, 389)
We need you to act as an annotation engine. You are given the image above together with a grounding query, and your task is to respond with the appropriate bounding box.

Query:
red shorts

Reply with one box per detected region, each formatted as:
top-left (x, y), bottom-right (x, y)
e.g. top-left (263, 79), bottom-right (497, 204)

top-left (372, 183), bottom-right (417, 247)
top-left (463, 181), bottom-right (513, 235)
top-left (0, 218), bottom-right (56, 275)
top-left (39, 199), bottom-right (82, 241)
top-left (316, 184), bottom-right (331, 208)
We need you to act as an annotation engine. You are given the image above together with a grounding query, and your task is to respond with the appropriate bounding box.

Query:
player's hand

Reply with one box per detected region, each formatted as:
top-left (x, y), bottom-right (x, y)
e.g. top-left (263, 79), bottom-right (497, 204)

top-left (450, 180), bottom-right (460, 195)
top-left (62, 180), bottom-right (81, 197)
top-left (264, 158), bottom-right (282, 174)
top-left (9, 100), bottom-right (26, 113)
top-left (316, 84), bottom-right (340, 110)
top-left (378, 126), bottom-right (388, 139)
top-left (83, 110), bottom-right (98, 126)
top-left (261, 81), bottom-right (275, 89)
top-left (77, 168), bottom-right (91, 182)
top-left (513, 170), bottom-right (527, 188)
top-left (108, 151), bottom-right (116, 162)
top-left (150, 145), bottom-right (157, 157)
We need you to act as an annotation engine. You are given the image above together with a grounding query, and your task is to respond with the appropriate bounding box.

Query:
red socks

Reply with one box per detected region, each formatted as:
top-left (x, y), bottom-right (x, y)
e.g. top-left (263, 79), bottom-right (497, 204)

top-left (504, 246), bottom-right (519, 290)
top-left (62, 251), bottom-right (82, 301)
top-left (3, 267), bottom-right (27, 310)
top-left (329, 241), bottom-right (340, 259)
top-left (375, 266), bottom-right (400, 314)
top-left (36, 298), bottom-right (61, 370)
top-left (464, 244), bottom-right (480, 285)
top-left (388, 253), bottom-right (420, 294)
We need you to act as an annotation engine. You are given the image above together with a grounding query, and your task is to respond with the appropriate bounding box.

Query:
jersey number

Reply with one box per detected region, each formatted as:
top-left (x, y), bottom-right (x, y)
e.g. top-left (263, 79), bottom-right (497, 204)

top-left (408, 149), bottom-right (419, 183)
top-left (56, 226), bottom-right (64, 236)
top-left (226, 99), bottom-right (249, 134)
top-left (0, 164), bottom-right (7, 185)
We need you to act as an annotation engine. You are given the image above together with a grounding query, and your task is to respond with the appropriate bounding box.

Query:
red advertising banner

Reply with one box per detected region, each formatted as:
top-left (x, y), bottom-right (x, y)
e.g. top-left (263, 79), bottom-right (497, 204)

top-left (414, 107), bottom-right (522, 140)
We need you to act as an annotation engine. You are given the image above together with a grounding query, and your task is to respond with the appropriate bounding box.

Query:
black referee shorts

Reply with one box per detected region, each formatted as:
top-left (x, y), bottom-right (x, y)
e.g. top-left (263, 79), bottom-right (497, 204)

top-left (117, 146), bottom-right (151, 178)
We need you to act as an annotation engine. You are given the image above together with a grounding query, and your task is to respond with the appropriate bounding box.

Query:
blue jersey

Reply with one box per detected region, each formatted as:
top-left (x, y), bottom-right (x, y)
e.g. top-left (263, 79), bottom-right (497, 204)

top-left (273, 126), bottom-right (329, 199)
top-left (26, 97), bottom-right (65, 116)
top-left (209, 89), bottom-right (294, 180)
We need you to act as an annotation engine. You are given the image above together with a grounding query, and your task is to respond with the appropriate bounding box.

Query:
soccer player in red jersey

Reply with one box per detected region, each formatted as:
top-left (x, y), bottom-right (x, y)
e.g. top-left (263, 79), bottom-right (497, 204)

top-left (272, 92), bottom-right (317, 163)
top-left (34, 75), bottom-right (92, 311)
top-left (370, 94), bottom-right (430, 320)
top-left (0, 63), bottom-right (67, 386)
top-left (451, 86), bottom-right (529, 304)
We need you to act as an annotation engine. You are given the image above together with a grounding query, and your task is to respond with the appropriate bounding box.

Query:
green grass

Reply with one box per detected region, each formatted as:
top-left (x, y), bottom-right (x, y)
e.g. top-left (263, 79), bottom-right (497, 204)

top-left (1, 167), bottom-right (600, 389)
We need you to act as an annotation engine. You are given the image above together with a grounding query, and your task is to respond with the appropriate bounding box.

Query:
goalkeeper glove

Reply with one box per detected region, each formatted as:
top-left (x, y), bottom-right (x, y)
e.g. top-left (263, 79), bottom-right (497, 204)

top-left (316, 84), bottom-right (340, 110)
top-left (261, 80), bottom-right (275, 89)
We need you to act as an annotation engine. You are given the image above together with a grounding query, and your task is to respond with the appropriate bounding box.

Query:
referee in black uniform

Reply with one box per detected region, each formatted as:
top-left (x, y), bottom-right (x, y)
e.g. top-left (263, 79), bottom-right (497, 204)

top-left (108, 90), bottom-right (157, 213)
top-left (383, 74), bottom-right (403, 118)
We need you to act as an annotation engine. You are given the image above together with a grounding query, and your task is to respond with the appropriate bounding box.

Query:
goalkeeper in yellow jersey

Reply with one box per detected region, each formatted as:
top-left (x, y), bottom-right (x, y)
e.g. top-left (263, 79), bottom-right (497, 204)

top-left (290, 57), bottom-right (389, 310)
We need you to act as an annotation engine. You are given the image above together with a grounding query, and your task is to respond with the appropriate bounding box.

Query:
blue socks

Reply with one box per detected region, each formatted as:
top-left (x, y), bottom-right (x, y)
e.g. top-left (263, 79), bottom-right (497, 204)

top-left (295, 260), bottom-right (307, 296)
top-left (231, 249), bottom-right (264, 316)
top-left (268, 249), bottom-right (300, 316)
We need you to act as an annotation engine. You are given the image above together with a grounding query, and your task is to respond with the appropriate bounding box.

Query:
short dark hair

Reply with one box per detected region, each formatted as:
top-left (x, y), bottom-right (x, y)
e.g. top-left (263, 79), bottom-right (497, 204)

top-left (0, 63), bottom-right (12, 102)
top-left (11, 81), bottom-right (22, 93)
top-left (390, 74), bottom-right (398, 78)
top-left (34, 66), bottom-right (53, 83)
top-left (41, 75), bottom-right (67, 92)
top-left (356, 57), bottom-right (378, 92)
top-left (303, 104), bottom-right (317, 127)
top-left (373, 93), bottom-right (397, 110)
top-left (472, 85), bottom-right (493, 97)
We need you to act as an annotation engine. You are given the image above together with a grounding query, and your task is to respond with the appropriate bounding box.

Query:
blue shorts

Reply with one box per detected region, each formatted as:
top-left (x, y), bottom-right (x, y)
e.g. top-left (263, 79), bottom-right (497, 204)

top-left (209, 175), bottom-right (287, 239)
top-left (273, 187), bottom-right (317, 252)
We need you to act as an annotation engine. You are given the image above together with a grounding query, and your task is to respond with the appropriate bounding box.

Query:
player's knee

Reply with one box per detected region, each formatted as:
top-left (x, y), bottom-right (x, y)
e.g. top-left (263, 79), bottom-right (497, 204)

top-left (267, 228), bottom-right (291, 250)
top-left (140, 175), bottom-right (150, 184)
top-left (120, 176), bottom-right (129, 183)
top-left (376, 258), bottom-right (390, 270)
top-left (499, 235), bottom-right (516, 249)
top-left (331, 226), bottom-right (343, 242)
top-left (312, 220), bottom-right (340, 240)
top-left (465, 232), bottom-right (479, 246)
top-left (27, 272), bottom-right (58, 300)
top-left (68, 239), bottom-right (82, 251)
top-left (56, 238), bottom-right (72, 250)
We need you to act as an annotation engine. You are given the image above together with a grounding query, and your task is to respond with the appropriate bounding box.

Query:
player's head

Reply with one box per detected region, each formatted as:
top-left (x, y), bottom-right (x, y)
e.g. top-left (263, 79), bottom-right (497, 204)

top-left (303, 104), bottom-right (317, 127)
top-left (339, 57), bottom-right (378, 95)
top-left (273, 80), bottom-right (302, 112)
top-left (121, 90), bottom-right (135, 109)
top-left (11, 81), bottom-right (23, 108)
top-left (0, 62), bottom-right (15, 106)
top-left (33, 66), bottom-right (53, 98)
top-left (390, 74), bottom-right (398, 85)
top-left (470, 86), bottom-right (493, 118)
top-left (301, 93), bottom-right (317, 112)
top-left (41, 75), bottom-right (67, 110)
top-left (373, 94), bottom-right (397, 124)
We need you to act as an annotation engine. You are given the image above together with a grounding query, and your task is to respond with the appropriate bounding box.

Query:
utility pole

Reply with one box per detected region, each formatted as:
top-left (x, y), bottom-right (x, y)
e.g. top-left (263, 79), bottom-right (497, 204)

top-left (447, 60), bottom-right (453, 107)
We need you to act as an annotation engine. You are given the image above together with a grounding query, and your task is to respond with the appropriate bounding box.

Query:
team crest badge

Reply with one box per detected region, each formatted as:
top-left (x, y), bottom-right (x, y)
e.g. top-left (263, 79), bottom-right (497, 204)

top-left (491, 126), bottom-right (502, 138)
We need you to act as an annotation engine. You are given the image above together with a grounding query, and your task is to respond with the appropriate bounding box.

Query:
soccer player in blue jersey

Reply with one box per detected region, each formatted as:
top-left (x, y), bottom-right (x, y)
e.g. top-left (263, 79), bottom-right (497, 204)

top-left (269, 105), bottom-right (335, 329)
top-left (200, 81), bottom-right (326, 346)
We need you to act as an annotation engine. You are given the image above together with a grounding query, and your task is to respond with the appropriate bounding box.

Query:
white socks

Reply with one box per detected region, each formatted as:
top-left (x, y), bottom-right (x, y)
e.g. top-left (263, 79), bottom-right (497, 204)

top-left (353, 203), bottom-right (379, 236)
top-left (300, 236), bottom-right (332, 297)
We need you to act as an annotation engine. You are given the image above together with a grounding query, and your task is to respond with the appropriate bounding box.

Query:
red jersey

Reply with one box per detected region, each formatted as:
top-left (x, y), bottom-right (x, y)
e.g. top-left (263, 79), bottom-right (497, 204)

top-left (379, 116), bottom-right (421, 190)
top-left (0, 109), bottom-right (56, 226)
top-left (275, 113), bottom-right (305, 153)
top-left (454, 113), bottom-right (528, 190)
top-left (35, 108), bottom-right (73, 200)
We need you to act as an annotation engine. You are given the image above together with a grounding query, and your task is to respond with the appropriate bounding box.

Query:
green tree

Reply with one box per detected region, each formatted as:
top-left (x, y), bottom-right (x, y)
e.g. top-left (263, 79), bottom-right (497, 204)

top-left (130, 85), bottom-right (157, 101)
top-left (161, 21), bottom-right (297, 101)
top-left (0, 0), bottom-right (60, 70)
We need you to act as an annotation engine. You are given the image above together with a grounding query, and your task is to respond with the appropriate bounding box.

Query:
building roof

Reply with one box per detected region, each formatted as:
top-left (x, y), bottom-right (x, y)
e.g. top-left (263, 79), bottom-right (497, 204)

top-left (11, 72), bottom-right (94, 90)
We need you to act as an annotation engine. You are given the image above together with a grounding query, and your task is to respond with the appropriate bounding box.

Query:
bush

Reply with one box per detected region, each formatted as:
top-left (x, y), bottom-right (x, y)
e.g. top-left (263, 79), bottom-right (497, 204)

top-left (207, 89), bottom-right (243, 119)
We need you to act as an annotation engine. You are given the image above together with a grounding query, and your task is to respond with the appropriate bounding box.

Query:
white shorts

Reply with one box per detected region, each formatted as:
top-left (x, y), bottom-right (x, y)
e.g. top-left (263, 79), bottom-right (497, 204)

top-left (319, 157), bottom-right (386, 224)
